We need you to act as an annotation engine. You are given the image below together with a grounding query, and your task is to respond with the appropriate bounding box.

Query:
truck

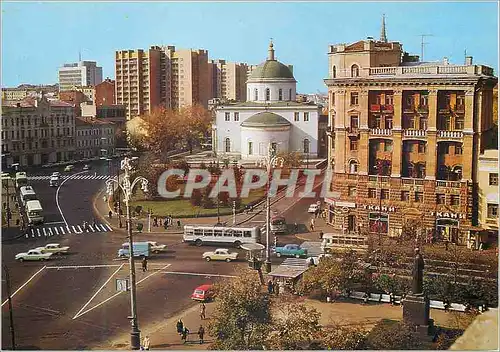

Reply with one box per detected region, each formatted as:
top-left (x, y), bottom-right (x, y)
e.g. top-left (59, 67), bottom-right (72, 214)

top-left (273, 244), bottom-right (308, 258)
top-left (118, 242), bottom-right (151, 258)
top-left (15, 172), bottom-right (28, 189)
top-left (26, 200), bottom-right (44, 224)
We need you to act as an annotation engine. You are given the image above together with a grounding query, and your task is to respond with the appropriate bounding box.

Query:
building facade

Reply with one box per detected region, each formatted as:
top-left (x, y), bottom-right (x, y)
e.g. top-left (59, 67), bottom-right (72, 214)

top-left (95, 78), bottom-right (116, 106)
top-left (209, 59), bottom-right (249, 102)
top-left (75, 117), bottom-right (116, 159)
top-left (323, 28), bottom-right (497, 245)
top-left (58, 61), bottom-right (103, 91)
top-left (477, 149), bottom-right (499, 244)
top-left (1, 95), bottom-right (76, 168)
top-left (214, 42), bottom-right (320, 160)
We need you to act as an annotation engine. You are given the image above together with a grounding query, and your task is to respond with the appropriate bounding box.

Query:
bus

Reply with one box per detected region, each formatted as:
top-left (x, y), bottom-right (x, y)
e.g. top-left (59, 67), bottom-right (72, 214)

top-left (26, 200), bottom-right (44, 224)
top-left (270, 216), bottom-right (287, 235)
top-left (321, 233), bottom-right (369, 253)
top-left (20, 186), bottom-right (37, 206)
top-left (15, 172), bottom-right (28, 189)
top-left (183, 225), bottom-right (261, 248)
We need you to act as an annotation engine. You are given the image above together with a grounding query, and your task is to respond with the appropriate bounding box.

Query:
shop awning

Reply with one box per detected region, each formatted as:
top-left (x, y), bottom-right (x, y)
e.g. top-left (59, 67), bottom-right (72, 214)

top-left (267, 266), bottom-right (308, 279)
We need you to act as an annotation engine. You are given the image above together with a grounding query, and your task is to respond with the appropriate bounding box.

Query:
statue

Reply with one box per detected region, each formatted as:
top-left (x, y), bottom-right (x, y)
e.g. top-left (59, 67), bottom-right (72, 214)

top-left (412, 248), bottom-right (425, 295)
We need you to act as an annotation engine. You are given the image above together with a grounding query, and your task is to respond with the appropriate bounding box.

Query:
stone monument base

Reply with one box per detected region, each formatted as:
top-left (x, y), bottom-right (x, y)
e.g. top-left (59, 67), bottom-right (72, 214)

top-left (403, 294), bottom-right (436, 341)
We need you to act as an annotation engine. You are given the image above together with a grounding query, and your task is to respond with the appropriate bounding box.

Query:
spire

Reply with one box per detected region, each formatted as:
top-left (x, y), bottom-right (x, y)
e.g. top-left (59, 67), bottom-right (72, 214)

top-left (268, 39), bottom-right (275, 61)
top-left (380, 14), bottom-right (387, 43)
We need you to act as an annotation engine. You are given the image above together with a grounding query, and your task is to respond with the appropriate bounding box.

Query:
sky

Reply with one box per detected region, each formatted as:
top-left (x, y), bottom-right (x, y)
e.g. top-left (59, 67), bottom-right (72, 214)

top-left (1, 1), bottom-right (498, 93)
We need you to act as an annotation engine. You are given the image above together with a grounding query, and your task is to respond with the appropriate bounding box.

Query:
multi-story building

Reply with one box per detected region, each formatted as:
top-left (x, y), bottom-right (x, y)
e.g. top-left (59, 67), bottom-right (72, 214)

top-left (58, 61), bottom-right (103, 91)
top-left (1, 94), bottom-right (76, 168)
top-left (2, 84), bottom-right (59, 100)
top-left (95, 78), bottom-right (116, 106)
top-left (75, 117), bottom-right (116, 159)
top-left (209, 59), bottom-right (248, 102)
top-left (477, 149), bottom-right (499, 247)
top-left (323, 23), bottom-right (497, 245)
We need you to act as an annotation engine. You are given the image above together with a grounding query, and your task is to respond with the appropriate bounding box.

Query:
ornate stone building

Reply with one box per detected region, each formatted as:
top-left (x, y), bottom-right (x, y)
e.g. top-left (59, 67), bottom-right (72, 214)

top-left (324, 22), bottom-right (497, 245)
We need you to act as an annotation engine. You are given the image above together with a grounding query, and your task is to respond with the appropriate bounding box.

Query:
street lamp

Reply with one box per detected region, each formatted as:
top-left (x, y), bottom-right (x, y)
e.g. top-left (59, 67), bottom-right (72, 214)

top-left (106, 157), bottom-right (149, 350)
top-left (260, 143), bottom-right (284, 273)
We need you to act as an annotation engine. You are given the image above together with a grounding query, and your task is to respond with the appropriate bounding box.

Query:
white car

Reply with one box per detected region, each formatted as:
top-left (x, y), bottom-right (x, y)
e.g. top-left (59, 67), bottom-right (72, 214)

top-left (308, 204), bottom-right (320, 213)
top-left (306, 253), bottom-right (333, 266)
top-left (202, 248), bottom-right (239, 262)
top-left (35, 243), bottom-right (70, 255)
top-left (148, 241), bottom-right (167, 253)
top-left (83, 164), bottom-right (91, 171)
top-left (51, 172), bottom-right (61, 177)
top-left (15, 249), bottom-right (53, 262)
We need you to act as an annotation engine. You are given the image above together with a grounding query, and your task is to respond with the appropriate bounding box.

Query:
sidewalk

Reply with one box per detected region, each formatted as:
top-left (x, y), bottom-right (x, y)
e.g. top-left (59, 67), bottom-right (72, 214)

top-left (1, 178), bottom-right (25, 242)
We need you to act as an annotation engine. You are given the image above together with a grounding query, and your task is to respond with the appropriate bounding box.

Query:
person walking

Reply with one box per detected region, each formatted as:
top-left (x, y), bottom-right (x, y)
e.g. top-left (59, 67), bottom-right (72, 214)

top-left (108, 210), bottom-right (112, 219)
top-left (198, 325), bottom-right (205, 344)
top-left (319, 231), bottom-right (324, 240)
top-left (142, 256), bottom-right (148, 272)
top-left (176, 319), bottom-right (184, 335)
top-left (310, 218), bottom-right (315, 231)
top-left (141, 335), bottom-right (150, 350)
top-left (182, 326), bottom-right (189, 343)
top-left (294, 222), bottom-right (299, 234)
top-left (200, 303), bottom-right (206, 320)
top-left (267, 280), bottom-right (273, 294)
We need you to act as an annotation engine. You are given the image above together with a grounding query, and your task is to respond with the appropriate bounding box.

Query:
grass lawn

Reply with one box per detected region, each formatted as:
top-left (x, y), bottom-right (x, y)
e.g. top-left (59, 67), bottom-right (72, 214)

top-left (129, 188), bottom-right (266, 218)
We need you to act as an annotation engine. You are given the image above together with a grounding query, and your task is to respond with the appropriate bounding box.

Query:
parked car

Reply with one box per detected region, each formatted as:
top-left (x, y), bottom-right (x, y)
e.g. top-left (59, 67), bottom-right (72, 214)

top-left (308, 204), bottom-right (320, 213)
top-left (15, 249), bottom-right (53, 262)
top-left (273, 244), bottom-right (308, 258)
top-left (83, 164), bottom-right (91, 171)
top-left (35, 243), bottom-right (70, 255)
top-left (306, 253), bottom-right (333, 266)
top-left (202, 248), bottom-right (239, 262)
top-left (64, 165), bottom-right (74, 172)
top-left (191, 284), bottom-right (214, 302)
top-left (147, 241), bottom-right (167, 253)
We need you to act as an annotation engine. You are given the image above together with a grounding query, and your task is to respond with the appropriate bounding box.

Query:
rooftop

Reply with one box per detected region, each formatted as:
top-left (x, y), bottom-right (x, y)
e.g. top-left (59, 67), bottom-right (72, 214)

top-left (240, 112), bottom-right (291, 128)
top-left (2, 97), bottom-right (73, 108)
top-left (75, 116), bottom-right (115, 126)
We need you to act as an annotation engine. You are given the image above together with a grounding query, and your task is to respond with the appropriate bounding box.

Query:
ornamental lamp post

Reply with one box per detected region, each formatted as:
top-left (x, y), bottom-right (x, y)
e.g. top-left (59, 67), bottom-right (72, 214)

top-left (106, 157), bottom-right (149, 350)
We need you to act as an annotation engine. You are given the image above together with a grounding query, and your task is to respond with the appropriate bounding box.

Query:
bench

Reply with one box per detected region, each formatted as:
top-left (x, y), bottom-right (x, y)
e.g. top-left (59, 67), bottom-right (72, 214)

top-left (349, 291), bottom-right (366, 300)
top-left (430, 300), bottom-right (446, 310)
top-left (369, 293), bottom-right (382, 302)
top-left (380, 294), bottom-right (391, 303)
top-left (450, 303), bottom-right (467, 312)
top-left (394, 295), bottom-right (402, 304)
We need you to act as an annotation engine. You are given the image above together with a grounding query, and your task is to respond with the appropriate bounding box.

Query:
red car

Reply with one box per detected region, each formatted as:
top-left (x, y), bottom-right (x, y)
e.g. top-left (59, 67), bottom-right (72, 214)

top-left (191, 284), bottom-right (214, 302)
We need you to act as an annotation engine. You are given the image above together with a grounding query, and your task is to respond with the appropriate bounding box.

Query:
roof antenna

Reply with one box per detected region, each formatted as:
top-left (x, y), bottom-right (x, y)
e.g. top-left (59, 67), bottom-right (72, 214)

top-left (419, 34), bottom-right (433, 61)
top-left (380, 14), bottom-right (387, 42)
top-left (464, 49), bottom-right (467, 65)
top-left (79, 49), bottom-right (82, 62)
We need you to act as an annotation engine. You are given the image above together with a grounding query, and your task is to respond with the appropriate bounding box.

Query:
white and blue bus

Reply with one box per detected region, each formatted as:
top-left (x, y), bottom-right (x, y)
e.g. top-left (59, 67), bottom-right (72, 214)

top-left (183, 225), bottom-right (261, 248)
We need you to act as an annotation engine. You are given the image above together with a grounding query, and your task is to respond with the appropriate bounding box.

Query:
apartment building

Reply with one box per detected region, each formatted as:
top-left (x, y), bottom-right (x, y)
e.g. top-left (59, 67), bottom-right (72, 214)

top-left (209, 59), bottom-right (248, 102)
top-left (1, 94), bottom-right (76, 168)
top-left (2, 85), bottom-right (59, 100)
top-left (323, 25), bottom-right (497, 245)
top-left (58, 61), bottom-right (103, 91)
top-left (95, 78), bottom-right (116, 106)
top-left (477, 149), bottom-right (499, 247)
top-left (75, 117), bottom-right (116, 159)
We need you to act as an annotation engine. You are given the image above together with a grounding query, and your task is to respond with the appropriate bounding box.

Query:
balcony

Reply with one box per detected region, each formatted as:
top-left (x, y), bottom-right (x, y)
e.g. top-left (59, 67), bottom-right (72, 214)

top-left (404, 129), bottom-right (427, 138)
top-left (370, 104), bottom-right (381, 112)
top-left (439, 106), bottom-right (451, 114)
top-left (403, 105), bottom-right (415, 113)
top-left (347, 127), bottom-right (360, 136)
top-left (401, 178), bottom-right (425, 186)
top-left (455, 105), bottom-right (465, 113)
top-left (416, 105), bottom-right (429, 113)
top-left (382, 105), bottom-right (394, 113)
top-left (370, 128), bottom-right (393, 136)
top-left (436, 180), bottom-right (462, 188)
top-left (437, 131), bottom-right (463, 139)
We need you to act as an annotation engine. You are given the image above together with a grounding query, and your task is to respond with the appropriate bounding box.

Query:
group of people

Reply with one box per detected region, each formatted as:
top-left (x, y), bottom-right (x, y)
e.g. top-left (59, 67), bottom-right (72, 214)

top-left (267, 280), bottom-right (280, 295)
top-left (176, 319), bottom-right (205, 345)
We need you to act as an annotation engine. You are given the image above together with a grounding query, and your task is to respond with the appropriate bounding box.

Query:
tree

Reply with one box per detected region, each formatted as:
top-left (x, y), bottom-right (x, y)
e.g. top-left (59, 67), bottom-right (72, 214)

top-left (202, 187), bottom-right (215, 209)
top-left (191, 189), bottom-right (203, 206)
top-left (277, 150), bottom-right (304, 168)
top-left (365, 320), bottom-right (423, 350)
top-left (208, 269), bottom-right (271, 350)
top-left (320, 323), bottom-right (368, 350)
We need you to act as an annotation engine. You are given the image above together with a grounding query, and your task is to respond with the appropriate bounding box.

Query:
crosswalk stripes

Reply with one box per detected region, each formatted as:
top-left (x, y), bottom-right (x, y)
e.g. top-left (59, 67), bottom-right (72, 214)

top-left (25, 222), bottom-right (113, 239)
top-left (27, 174), bottom-right (111, 181)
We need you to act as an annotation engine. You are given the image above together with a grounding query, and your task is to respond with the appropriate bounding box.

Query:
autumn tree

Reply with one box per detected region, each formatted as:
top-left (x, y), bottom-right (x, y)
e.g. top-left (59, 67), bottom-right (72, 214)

top-left (320, 322), bottom-right (368, 350)
top-left (190, 189), bottom-right (203, 206)
top-left (365, 320), bottom-right (424, 350)
top-left (277, 150), bottom-right (304, 168)
top-left (208, 269), bottom-right (271, 350)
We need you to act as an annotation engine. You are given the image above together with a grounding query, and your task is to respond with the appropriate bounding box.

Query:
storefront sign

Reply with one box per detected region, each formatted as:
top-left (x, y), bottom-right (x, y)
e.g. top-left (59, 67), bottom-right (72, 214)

top-left (431, 211), bottom-right (466, 219)
top-left (362, 204), bottom-right (396, 212)
top-left (335, 201), bottom-right (356, 208)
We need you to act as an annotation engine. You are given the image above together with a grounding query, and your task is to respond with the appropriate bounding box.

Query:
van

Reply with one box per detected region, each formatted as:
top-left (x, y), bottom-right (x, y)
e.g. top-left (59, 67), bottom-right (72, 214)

top-left (20, 186), bottom-right (37, 206)
top-left (49, 175), bottom-right (60, 187)
top-left (15, 172), bottom-right (28, 188)
top-left (118, 242), bottom-right (151, 258)
top-left (26, 200), bottom-right (44, 224)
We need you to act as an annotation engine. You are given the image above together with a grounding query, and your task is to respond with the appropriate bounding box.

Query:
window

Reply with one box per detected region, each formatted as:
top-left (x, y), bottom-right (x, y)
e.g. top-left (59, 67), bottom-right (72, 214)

top-left (381, 189), bottom-right (390, 200)
top-left (384, 141), bottom-right (392, 152)
top-left (234, 112), bottom-right (239, 122)
top-left (368, 188), bottom-right (377, 198)
top-left (294, 112), bottom-right (300, 121)
top-left (401, 191), bottom-right (410, 201)
top-left (457, 95), bottom-right (465, 107)
top-left (385, 117), bottom-right (393, 129)
top-left (489, 173), bottom-right (498, 186)
top-left (303, 139), bottom-right (310, 153)
top-left (350, 116), bottom-right (359, 129)
top-left (265, 88), bottom-right (270, 101)
top-left (349, 160), bottom-right (358, 173)
top-left (415, 192), bottom-right (424, 202)
top-left (332, 66), bottom-right (336, 78)
top-left (304, 112), bottom-right (309, 121)
top-left (225, 112), bottom-right (230, 121)
top-left (420, 94), bottom-right (428, 107)
top-left (349, 138), bottom-right (358, 151)
top-left (418, 142), bottom-right (426, 153)
top-left (225, 138), bottom-right (231, 152)
top-left (487, 204), bottom-right (498, 218)
top-left (419, 118), bottom-right (428, 130)
top-left (455, 118), bottom-right (464, 130)
top-left (289, 88), bottom-right (292, 100)
top-left (254, 89), bottom-right (258, 101)
top-left (350, 92), bottom-right (359, 106)
top-left (450, 195), bottom-right (460, 206)
top-left (348, 186), bottom-right (357, 196)
top-left (278, 89), bottom-right (283, 101)
top-left (385, 95), bottom-right (393, 105)
top-left (441, 144), bottom-right (450, 154)
top-left (248, 141), bottom-right (253, 155)
top-left (455, 145), bottom-right (463, 155)
top-left (369, 213), bottom-right (388, 233)
top-left (351, 64), bottom-right (359, 77)
top-left (331, 93), bottom-right (335, 106)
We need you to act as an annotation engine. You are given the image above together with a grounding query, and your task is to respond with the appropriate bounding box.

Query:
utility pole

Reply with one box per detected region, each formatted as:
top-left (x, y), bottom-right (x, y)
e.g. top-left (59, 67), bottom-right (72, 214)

top-left (3, 264), bottom-right (16, 350)
top-left (419, 34), bottom-right (434, 62)
top-left (232, 201), bottom-right (236, 225)
top-left (148, 208), bottom-right (151, 233)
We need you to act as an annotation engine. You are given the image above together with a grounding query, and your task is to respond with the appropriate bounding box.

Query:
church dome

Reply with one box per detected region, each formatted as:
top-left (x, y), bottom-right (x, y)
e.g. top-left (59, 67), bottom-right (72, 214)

top-left (248, 42), bottom-right (295, 81)
top-left (241, 112), bottom-right (291, 128)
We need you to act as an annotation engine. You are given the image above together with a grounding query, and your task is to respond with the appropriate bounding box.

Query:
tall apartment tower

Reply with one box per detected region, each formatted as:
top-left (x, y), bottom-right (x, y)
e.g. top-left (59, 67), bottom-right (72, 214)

top-left (210, 59), bottom-right (249, 102)
top-left (323, 23), bottom-right (497, 246)
top-left (58, 61), bottom-right (103, 91)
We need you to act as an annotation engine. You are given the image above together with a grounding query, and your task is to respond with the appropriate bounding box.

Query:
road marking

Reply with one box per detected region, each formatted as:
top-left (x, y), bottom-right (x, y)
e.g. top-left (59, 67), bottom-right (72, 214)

top-left (105, 224), bottom-right (113, 231)
top-left (54, 227), bottom-right (59, 235)
top-left (75, 264), bottom-right (172, 319)
top-left (71, 225), bottom-right (77, 232)
top-left (56, 170), bottom-right (88, 226)
top-left (48, 228), bottom-right (53, 236)
top-left (43, 228), bottom-right (47, 237)
top-left (77, 225), bottom-right (83, 233)
top-left (45, 221), bottom-right (65, 225)
top-left (60, 226), bottom-right (65, 234)
top-left (1, 266), bottom-right (47, 307)
top-left (66, 225), bottom-right (71, 233)
top-left (72, 263), bottom-right (125, 320)
top-left (89, 224), bottom-right (95, 232)
top-left (161, 271), bottom-right (237, 278)
top-left (46, 264), bottom-right (122, 269)
top-left (37, 228), bottom-right (41, 237)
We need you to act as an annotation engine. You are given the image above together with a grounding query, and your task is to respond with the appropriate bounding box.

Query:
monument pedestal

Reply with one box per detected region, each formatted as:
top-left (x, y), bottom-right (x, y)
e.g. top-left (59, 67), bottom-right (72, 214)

top-left (402, 294), bottom-right (435, 340)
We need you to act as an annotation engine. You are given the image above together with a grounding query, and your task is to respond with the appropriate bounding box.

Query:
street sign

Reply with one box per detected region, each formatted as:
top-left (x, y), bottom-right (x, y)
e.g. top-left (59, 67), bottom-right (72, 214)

top-left (116, 278), bottom-right (129, 292)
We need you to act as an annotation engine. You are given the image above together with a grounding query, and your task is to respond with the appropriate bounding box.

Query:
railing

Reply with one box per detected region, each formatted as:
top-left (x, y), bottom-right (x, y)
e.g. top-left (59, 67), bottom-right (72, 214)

top-left (365, 64), bottom-right (494, 78)
top-left (347, 174), bottom-right (358, 180)
top-left (404, 129), bottom-right (427, 137)
top-left (438, 131), bottom-right (463, 138)
top-left (455, 105), bottom-right (465, 113)
top-left (402, 66), bottom-right (433, 74)
top-left (437, 66), bottom-right (468, 74)
top-left (371, 128), bottom-right (393, 136)
top-left (382, 105), bottom-right (394, 112)
top-left (370, 104), bottom-right (381, 112)
top-left (436, 180), bottom-right (462, 188)
top-left (401, 178), bottom-right (426, 186)
top-left (369, 67), bottom-right (397, 75)
top-left (347, 127), bottom-right (360, 136)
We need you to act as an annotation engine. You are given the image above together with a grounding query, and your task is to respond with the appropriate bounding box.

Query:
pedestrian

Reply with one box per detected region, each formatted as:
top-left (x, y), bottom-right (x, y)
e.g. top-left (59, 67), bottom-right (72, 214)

top-left (445, 240), bottom-right (449, 251)
top-left (182, 327), bottom-right (189, 343)
top-left (267, 280), bottom-right (273, 294)
top-left (141, 335), bottom-right (150, 350)
top-left (16, 218), bottom-right (20, 227)
top-left (310, 218), bottom-right (315, 231)
top-left (176, 319), bottom-right (184, 335)
top-left (294, 222), bottom-right (298, 233)
top-left (108, 210), bottom-right (112, 219)
top-left (177, 220), bottom-right (181, 228)
top-left (142, 257), bottom-right (148, 272)
top-left (315, 209), bottom-right (319, 218)
top-left (198, 325), bottom-right (205, 344)
top-left (200, 303), bottom-right (206, 320)
top-left (363, 292), bottom-right (369, 304)
top-left (319, 231), bottom-right (324, 240)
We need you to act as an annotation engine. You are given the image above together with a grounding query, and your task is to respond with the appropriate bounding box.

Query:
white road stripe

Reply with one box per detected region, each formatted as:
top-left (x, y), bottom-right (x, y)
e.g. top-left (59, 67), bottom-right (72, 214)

top-left (76, 225), bottom-right (83, 233)
top-left (161, 271), bottom-right (237, 278)
top-left (88, 225), bottom-right (95, 232)
top-left (1, 266), bottom-right (47, 307)
top-left (25, 233), bottom-right (29, 238)
top-left (105, 224), bottom-right (113, 231)
top-left (60, 226), bottom-right (65, 234)
top-left (37, 228), bottom-right (41, 237)
top-left (99, 224), bottom-right (107, 231)
top-left (71, 225), bottom-right (77, 233)
top-left (31, 229), bottom-right (35, 236)
top-left (46, 264), bottom-right (122, 269)
top-left (67, 225), bottom-right (71, 233)
top-left (43, 228), bottom-right (47, 237)
top-left (54, 227), bottom-right (59, 235)
top-left (48, 228), bottom-right (53, 236)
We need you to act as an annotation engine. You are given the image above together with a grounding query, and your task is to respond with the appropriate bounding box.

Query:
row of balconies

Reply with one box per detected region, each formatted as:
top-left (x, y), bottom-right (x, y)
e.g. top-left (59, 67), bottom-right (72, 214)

top-left (369, 103), bottom-right (466, 114)
top-left (343, 128), bottom-right (464, 139)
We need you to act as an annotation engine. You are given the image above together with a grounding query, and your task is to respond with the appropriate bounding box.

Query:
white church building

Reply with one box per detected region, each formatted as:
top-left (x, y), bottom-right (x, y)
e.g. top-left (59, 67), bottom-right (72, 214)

top-left (213, 42), bottom-right (321, 161)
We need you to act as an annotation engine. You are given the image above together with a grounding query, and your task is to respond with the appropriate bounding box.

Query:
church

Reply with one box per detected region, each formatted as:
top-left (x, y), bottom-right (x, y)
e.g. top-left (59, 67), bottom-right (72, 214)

top-left (213, 42), bottom-right (321, 161)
